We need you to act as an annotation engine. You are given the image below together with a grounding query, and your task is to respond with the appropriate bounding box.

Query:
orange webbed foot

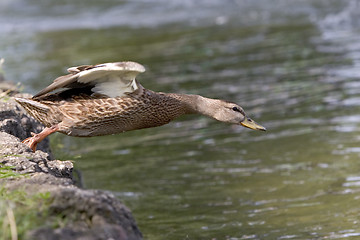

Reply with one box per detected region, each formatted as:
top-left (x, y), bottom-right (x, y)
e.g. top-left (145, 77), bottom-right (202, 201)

top-left (21, 126), bottom-right (59, 152)
top-left (22, 136), bottom-right (39, 152)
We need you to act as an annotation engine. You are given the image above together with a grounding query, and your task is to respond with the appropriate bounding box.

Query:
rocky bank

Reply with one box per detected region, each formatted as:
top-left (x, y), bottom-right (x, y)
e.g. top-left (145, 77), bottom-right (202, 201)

top-left (0, 81), bottom-right (142, 239)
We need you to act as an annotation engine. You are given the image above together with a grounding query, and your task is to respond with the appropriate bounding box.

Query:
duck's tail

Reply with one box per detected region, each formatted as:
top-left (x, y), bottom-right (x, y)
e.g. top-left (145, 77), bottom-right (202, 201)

top-left (15, 97), bottom-right (50, 124)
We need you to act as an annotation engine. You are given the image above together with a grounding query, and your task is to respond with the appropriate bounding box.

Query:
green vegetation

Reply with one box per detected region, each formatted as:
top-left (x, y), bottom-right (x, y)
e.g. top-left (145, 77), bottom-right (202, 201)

top-left (0, 82), bottom-right (23, 103)
top-left (0, 164), bottom-right (23, 179)
top-left (0, 186), bottom-right (53, 240)
top-left (0, 89), bottom-right (11, 102)
top-left (0, 165), bottom-right (55, 239)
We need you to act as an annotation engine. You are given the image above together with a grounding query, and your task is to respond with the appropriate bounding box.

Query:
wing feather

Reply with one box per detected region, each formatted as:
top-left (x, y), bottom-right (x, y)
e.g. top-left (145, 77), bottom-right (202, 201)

top-left (33, 61), bottom-right (145, 99)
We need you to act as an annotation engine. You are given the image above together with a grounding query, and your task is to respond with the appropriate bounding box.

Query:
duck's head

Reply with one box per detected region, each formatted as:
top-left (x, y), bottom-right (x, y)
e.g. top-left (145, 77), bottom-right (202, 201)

top-left (210, 100), bottom-right (266, 131)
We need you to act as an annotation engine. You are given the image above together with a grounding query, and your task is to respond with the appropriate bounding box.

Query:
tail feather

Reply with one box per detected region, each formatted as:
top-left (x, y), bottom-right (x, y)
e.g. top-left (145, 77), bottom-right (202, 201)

top-left (15, 97), bottom-right (50, 123)
top-left (15, 97), bottom-right (49, 111)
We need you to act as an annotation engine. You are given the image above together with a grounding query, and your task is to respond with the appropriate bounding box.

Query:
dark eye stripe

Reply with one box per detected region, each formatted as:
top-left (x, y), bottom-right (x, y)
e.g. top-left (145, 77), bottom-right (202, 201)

top-left (232, 106), bottom-right (245, 115)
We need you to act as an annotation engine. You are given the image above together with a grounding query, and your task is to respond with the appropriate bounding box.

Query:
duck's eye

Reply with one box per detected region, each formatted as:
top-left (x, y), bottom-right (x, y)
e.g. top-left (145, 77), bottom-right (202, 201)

top-left (232, 107), bottom-right (240, 112)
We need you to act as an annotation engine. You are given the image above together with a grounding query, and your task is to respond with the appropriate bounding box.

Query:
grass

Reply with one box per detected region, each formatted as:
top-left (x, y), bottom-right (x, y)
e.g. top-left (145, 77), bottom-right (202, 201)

top-left (0, 165), bottom-right (56, 239)
top-left (0, 89), bottom-right (11, 102)
top-left (0, 164), bottom-right (23, 179)
top-left (0, 82), bottom-right (24, 103)
top-left (0, 187), bottom-right (53, 240)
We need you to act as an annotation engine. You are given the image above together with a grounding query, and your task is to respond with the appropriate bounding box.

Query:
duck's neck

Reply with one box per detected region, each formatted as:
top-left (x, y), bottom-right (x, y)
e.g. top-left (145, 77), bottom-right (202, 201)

top-left (165, 92), bottom-right (219, 118)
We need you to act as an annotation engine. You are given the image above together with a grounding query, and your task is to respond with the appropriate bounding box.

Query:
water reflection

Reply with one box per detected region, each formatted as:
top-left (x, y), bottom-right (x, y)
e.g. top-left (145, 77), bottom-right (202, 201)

top-left (3, 0), bottom-right (360, 239)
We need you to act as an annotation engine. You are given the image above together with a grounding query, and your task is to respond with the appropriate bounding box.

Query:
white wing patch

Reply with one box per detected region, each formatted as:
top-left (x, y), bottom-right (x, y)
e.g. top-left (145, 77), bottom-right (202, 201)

top-left (76, 62), bottom-right (145, 98)
top-left (91, 74), bottom-right (138, 98)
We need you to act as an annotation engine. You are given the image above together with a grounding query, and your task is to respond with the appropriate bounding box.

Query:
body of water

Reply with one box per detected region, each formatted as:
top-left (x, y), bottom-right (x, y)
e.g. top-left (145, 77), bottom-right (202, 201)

top-left (2, 0), bottom-right (360, 239)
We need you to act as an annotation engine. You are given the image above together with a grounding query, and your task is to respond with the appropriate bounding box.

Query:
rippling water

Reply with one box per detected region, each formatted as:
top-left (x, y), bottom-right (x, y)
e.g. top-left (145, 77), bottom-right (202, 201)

top-left (2, 0), bottom-right (360, 239)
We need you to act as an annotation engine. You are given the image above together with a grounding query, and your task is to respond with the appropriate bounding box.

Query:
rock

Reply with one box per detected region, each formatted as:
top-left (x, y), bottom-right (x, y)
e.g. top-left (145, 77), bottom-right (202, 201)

top-left (28, 188), bottom-right (141, 240)
top-left (0, 92), bottom-right (51, 154)
top-left (0, 85), bottom-right (142, 240)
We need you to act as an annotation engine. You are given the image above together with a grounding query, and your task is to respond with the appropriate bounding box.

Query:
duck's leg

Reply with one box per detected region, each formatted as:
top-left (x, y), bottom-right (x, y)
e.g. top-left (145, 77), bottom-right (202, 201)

top-left (22, 125), bottom-right (59, 152)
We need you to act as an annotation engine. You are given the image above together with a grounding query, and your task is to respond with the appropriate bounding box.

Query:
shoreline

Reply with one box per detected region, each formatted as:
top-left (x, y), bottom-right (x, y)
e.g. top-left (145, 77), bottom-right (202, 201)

top-left (0, 81), bottom-right (142, 240)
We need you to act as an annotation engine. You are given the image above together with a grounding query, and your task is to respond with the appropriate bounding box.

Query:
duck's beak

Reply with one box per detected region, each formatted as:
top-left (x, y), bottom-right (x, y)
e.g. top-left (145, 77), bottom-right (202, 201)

top-left (240, 117), bottom-right (266, 131)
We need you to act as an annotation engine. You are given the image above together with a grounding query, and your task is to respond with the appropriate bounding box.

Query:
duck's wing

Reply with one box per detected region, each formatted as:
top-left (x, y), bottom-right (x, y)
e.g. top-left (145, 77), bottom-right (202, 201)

top-left (33, 61), bottom-right (146, 99)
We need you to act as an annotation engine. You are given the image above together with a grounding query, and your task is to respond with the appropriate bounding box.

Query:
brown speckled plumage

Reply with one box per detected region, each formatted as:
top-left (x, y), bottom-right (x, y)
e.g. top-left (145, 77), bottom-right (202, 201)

top-left (18, 87), bottom-right (192, 136)
top-left (15, 61), bottom-right (265, 152)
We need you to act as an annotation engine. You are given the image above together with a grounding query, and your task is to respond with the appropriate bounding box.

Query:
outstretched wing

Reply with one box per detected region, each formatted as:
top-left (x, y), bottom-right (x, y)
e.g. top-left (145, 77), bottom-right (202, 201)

top-left (33, 61), bottom-right (145, 99)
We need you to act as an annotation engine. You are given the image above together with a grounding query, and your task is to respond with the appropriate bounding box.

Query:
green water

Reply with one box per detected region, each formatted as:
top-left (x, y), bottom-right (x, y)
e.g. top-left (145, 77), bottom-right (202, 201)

top-left (2, 1), bottom-right (360, 239)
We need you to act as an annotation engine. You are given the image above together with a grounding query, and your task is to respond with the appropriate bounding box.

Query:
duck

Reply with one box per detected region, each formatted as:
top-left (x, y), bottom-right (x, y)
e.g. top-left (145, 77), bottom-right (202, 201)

top-left (15, 61), bottom-right (266, 152)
